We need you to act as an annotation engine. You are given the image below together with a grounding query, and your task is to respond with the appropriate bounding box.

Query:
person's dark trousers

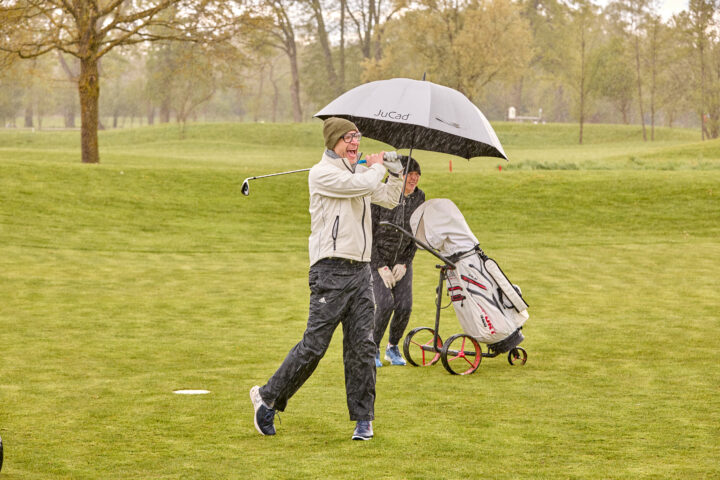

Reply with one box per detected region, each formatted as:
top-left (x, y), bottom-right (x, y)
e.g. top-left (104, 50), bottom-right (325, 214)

top-left (372, 263), bottom-right (413, 346)
top-left (259, 258), bottom-right (376, 421)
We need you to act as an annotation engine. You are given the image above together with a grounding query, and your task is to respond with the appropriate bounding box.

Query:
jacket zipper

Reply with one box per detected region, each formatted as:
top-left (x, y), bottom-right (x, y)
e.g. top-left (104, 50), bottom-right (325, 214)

top-left (392, 191), bottom-right (411, 265)
top-left (361, 199), bottom-right (367, 260)
top-left (332, 215), bottom-right (339, 251)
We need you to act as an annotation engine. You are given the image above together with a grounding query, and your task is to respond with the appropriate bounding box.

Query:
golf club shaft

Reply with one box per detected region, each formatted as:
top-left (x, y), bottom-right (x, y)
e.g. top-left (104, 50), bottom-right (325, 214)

top-left (241, 151), bottom-right (390, 196)
top-left (246, 168), bottom-right (311, 181)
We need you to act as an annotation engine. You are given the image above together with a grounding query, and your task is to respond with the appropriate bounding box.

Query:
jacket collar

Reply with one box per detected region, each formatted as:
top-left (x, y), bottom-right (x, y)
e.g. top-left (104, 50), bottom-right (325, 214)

top-left (323, 149), bottom-right (355, 173)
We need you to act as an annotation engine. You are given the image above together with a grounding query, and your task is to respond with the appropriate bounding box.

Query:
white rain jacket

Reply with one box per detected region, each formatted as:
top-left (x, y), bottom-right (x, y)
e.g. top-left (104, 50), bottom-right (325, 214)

top-left (308, 150), bottom-right (403, 266)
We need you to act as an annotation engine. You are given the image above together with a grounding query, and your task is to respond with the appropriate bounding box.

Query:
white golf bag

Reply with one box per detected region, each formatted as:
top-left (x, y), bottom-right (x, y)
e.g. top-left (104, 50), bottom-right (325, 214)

top-left (410, 198), bottom-right (529, 350)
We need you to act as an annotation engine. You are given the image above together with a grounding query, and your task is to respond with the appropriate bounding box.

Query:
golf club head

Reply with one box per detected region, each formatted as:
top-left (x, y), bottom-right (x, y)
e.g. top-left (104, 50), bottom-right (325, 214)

top-left (241, 179), bottom-right (250, 196)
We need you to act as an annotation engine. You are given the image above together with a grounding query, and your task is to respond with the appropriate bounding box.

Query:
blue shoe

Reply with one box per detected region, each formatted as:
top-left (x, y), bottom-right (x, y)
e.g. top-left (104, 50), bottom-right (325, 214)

top-left (250, 386), bottom-right (276, 435)
top-left (385, 345), bottom-right (406, 366)
top-left (375, 350), bottom-right (382, 368)
top-left (352, 420), bottom-right (373, 440)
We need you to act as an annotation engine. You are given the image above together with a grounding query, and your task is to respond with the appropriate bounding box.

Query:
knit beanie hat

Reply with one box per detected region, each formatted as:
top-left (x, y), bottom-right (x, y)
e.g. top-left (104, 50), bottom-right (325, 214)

top-left (323, 117), bottom-right (359, 150)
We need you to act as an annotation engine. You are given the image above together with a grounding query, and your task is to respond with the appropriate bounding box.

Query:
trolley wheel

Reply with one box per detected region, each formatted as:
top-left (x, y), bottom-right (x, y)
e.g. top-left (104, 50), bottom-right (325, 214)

top-left (403, 327), bottom-right (442, 367)
top-left (440, 334), bottom-right (482, 375)
top-left (508, 347), bottom-right (527, 366)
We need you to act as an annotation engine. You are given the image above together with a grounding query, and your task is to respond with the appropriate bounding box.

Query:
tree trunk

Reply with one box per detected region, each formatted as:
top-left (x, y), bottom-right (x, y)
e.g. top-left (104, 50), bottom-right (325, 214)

top-left (311, 0), bottom-right (340, 95)
top-left (579, 93), bottom-right (585, 145)
top-left (78, 56), bottom-right (100, 163)
top-left (514, 77), bottom-right (525, 113)
top-left (650, 90), bottom-right (655, 141)
top-left (272, 81), bottom-right (279, 123)
top-left (634, 35), bottom-right (647, 141)
top-left (649, 21), bottom-right (657, 141)
top-left (270, 63), bottom-right (279, 122)
top-left (579, 30), bottom-right (586, 145)
top-left (64, 103), bottom-right (76, 128)
top-left (24, 104), bottom-right (34, 128)
top-left (254, 65), bottom-right (265, 122)
top-left (366, 0), bottom-right (376, 58)
top-left (699, 35), bottom-right (706, 140)
top-left (287, 43), bottom-right (302, 122)
top-left (710, 111), bottom-right (720, 138)
top-left (339, 0), bottom-right (346, 90)
top-left (160, 101), bottom-right (171, 123)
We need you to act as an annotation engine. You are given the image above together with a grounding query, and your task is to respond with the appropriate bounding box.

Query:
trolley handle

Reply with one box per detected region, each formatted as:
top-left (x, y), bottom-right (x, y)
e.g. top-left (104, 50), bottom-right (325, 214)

top-left (379, 221), bottom-right (456, 269)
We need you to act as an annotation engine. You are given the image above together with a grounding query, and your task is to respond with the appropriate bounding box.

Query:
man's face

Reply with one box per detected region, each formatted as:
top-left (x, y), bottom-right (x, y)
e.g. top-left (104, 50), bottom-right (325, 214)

top-left (333, 130), bottom-right (360, 163)
top-left (404, 171), bottom-right (420, 195)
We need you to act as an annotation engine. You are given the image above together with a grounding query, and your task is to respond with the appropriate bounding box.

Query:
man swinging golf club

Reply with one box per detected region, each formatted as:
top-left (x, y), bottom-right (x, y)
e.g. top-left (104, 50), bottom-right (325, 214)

top-left (250, 117), bottom-right (405, 440)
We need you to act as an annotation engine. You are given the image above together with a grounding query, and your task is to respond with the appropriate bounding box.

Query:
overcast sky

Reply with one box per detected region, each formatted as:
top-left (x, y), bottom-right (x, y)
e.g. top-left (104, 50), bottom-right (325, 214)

top-left (660, 0), bottom-right (688, 19)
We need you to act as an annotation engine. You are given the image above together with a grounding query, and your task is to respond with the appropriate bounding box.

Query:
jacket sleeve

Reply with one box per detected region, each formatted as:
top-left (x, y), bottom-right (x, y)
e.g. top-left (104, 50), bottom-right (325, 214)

top-left (370, 173), bottom-right (403, 209)
top-left (309, 163), bottom-right (387, 198)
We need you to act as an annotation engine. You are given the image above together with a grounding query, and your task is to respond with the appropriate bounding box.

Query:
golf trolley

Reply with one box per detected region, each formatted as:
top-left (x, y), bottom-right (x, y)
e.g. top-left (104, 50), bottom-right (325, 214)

top-left (381, 199), bottom-right (530, 376)
top-left (402, 261), bottom-right (528, 375)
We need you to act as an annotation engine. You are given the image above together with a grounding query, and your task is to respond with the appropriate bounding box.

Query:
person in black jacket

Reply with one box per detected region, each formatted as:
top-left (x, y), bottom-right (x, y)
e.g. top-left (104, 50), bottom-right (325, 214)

top-left (371, 156), bottom-right (425, 366)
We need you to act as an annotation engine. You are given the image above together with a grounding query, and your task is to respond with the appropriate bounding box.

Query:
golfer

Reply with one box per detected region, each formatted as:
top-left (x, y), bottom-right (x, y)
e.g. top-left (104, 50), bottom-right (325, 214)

top-left (250, 117), bottom-right (404, 441)
top-left (371, 156), bottom-right (424, 367)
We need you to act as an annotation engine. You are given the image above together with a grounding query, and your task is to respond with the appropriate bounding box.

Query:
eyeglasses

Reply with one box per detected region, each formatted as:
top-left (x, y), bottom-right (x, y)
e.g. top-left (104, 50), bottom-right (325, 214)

top-left (342, 132), bottom-right (362, 142)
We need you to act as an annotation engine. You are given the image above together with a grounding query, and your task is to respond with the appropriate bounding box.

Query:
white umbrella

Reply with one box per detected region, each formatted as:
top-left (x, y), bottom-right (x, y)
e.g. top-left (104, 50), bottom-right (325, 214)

top-left (315, 77), bottom-right (506, 160)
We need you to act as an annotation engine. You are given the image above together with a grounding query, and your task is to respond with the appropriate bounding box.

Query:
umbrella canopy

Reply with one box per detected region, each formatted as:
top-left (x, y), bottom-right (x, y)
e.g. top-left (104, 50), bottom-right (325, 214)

top-left (315, 77), bottom-right (506, 160)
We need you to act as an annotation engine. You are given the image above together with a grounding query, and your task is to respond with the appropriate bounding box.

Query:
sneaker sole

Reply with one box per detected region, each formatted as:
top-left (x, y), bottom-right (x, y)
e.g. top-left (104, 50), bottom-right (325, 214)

top-left (384, 356), bottom-right (406, 366)
top-left (250, 386), bottom-right (270, 436)
top-left (352, 435), bottom-right (373, 441)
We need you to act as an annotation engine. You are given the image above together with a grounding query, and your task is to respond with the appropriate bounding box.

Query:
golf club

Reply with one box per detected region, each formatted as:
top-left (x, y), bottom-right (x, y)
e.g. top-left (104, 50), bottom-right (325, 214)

top-left (241, 168), bottom-right (312, 196)
top-left (241, 151), bottom-right (401, 196)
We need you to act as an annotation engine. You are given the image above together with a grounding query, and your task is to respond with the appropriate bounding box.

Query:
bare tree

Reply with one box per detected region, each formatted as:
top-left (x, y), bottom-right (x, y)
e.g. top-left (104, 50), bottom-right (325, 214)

top-left (339, 0), bottom-right (346, 88)
top-left (307, 0), bottom-right (341, 95)
top-left (681, 0), bottom-right (719, 139)
top-left (608, 0), bottom-right (653, 140)
top-left (0, 0), bottom-right (239, 163)
top-left (646, 7), bottom-right (663, 140)
top-left (245, 0), bottom-right (304, 122)
top-left (346, 0), bottom-right (406, 60)
top-left (566, 0), bottom-right (602, 144)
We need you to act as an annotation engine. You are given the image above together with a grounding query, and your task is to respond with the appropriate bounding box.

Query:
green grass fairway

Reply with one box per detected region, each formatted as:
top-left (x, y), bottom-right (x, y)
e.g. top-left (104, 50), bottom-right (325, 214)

top-left (1, 123), bottom-right (718, 479)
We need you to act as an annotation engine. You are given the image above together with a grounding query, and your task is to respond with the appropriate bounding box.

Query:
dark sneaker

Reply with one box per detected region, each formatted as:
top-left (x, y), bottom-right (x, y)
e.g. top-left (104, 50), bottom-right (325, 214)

top-left (250, 386), bottom-right (276, 435)
top-left (352, 420), bottom-right (373, 441)
top-left (375, 350), bottom-right (382, 368)
top-left (384, 345), bottom-right (406, 366)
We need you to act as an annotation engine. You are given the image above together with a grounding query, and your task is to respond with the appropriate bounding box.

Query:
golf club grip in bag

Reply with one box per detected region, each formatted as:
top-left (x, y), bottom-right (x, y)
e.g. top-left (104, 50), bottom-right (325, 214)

top-left (484, 257), bottom-right (529, 312)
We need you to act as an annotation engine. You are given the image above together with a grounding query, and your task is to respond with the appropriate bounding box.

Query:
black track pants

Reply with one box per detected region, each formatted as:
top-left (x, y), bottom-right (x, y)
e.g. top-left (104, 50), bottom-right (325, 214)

top-left (259, 259), bottom-right (376, 421)
top-left (372, 263), bottom-right (413, 347)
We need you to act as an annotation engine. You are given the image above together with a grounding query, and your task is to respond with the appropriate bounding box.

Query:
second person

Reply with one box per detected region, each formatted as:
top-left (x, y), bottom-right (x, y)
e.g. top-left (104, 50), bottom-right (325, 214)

top-left (371, 156), bottom-right (424, 366)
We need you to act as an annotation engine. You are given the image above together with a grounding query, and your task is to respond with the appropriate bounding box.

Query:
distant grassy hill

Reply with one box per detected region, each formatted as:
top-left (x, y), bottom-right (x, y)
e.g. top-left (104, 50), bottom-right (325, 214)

top-left (0, 121), bottom-right (717, 170)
